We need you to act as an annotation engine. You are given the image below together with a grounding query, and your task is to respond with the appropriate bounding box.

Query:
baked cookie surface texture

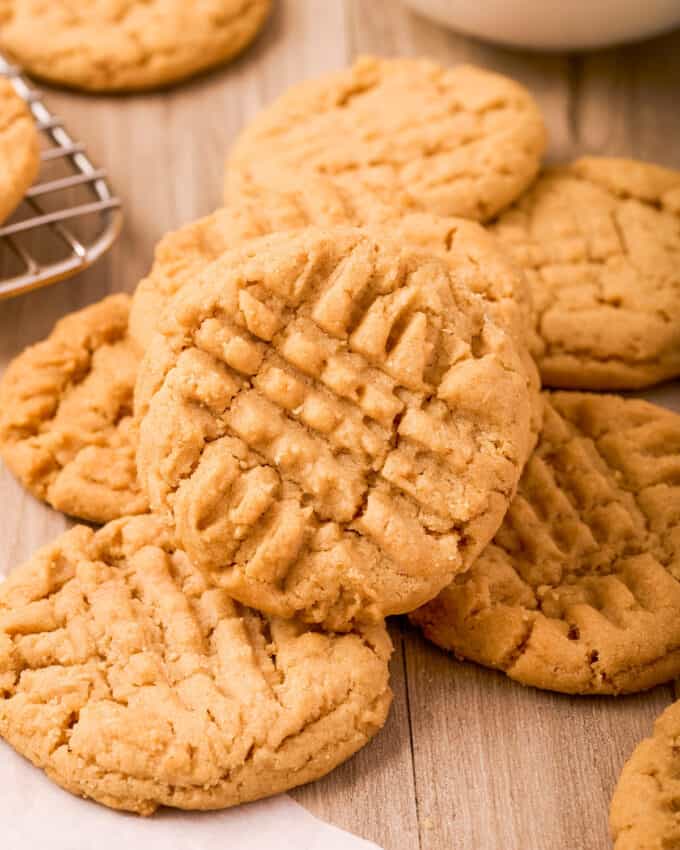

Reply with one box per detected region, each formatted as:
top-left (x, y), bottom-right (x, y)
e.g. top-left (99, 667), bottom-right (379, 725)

top-left (492, 157), bottom-right (680, 389)
top-left (225, 56), bottom-right (547, 222)
top-left (129, 188), bottom-right (542, 455)
top-left (0, 0), bottom-right (272, 92)
top-left (0, 515), bottom-right (392, 814)
top-left (610, 700), bottom-right (680, 850)
top-left (136, 227), bottom-right (532, 629)
top-left (0, 76), bottom-right (39, 223)
top-left (0, 294), bottom-right (147, 523)
top-left (412, 392), bottom-right (680, 695)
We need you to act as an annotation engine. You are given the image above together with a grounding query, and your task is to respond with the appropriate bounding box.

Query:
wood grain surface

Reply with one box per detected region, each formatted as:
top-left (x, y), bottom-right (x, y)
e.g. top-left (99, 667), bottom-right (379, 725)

top-left (1, 3), bottom-right (679, 848)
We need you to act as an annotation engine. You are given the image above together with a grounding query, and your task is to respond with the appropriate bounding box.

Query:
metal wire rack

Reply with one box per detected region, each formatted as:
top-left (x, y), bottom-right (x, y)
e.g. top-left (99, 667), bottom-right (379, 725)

top-left (0, 55), bottom-right (123, 299)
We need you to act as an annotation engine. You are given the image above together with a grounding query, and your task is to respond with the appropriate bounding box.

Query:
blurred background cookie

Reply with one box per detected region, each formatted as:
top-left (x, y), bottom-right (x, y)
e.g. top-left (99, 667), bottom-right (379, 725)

top-left (0, 76), bottom-right (38, 224)
top-left (225, 56), bottom-right (547, 222)
top-left (0, 0), bottom-right (272, 92)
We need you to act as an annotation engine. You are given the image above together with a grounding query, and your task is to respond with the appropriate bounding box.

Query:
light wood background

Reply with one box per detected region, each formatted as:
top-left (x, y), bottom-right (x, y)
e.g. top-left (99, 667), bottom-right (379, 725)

top-left (1, 3), bottom-right (680, 848)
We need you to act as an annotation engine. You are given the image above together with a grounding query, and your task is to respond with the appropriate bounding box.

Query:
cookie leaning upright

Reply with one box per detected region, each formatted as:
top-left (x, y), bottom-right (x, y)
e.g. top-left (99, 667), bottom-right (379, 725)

top-left (129, 185), bottom-right (542, 454)
top-left (412, 392), bottom-right (680, 695)
top-left (129, 200), bottom-right (312, 351)
top-left (0, 76), bottom-right (39, 224)
top-left (135, 226), bottom-right (532, 630)
top-left (129, 185), bottom-right (538, 359)
top-left (610, 700), bottom-right (680, 850)
top-left (0, 295), bottom-right (148, 523)
top-left (226, 56), bottom-right (547, 221)
top-left (0, 515), bottom-right (392, 814)
top-left (0, 1), bottom-right (272, 92)
top-left (492, 157), bottom-right (680, 389)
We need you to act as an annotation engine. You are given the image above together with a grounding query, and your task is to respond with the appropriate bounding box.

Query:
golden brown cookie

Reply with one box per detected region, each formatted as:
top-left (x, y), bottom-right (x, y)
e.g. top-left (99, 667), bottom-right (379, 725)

top-left (0, 76), bottom-right (39, 224)
top-left (129, 202), bottom-right (306, 351)
top-left (610, 700), bottom-right (680, 850)
top-left (131, 190), bottom-right (535, 351)
top-left (0, 294), bottom-right (147, 523)
top-left (412, 392), bottom-right (680, 695)
top-left (136, 226), bottom-right (532, 630)
top-left (225, 56), bottom-right (547, 222)
top-left (130, 188), bottom-right (542, 454)
top-left (0, 0), bottom-right (272, 92)
top-left (492, 157), bottom-right (680, 390)
top-left (0, 514), bottom-right (392, 814)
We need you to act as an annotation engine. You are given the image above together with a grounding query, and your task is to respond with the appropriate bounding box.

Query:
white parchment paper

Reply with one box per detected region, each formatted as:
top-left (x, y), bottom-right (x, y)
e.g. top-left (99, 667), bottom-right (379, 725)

top-left (1, 740), bottom-right (383, 849)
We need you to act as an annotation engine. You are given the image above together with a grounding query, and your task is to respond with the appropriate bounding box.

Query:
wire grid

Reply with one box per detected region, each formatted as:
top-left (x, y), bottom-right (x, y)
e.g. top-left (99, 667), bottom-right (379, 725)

top-left (0, 55), bottom-right (123, 299)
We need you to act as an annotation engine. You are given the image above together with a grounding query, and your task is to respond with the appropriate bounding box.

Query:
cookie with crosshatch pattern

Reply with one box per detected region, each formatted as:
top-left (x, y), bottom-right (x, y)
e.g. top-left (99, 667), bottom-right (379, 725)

top-left (132, 179), bottom-right (536, 352)
top-left (491, 157), bottom-right (680, 389)
top-left (225, 55), bottom-right (547, 222)
top-left (130, 181), bottom-right (542, 456)
top-left (135, 226), bottom-right (532, 630)
top-left (412, 392), bottom-right (680, 695)
top-left (0, 514), bottom-right (392, 814)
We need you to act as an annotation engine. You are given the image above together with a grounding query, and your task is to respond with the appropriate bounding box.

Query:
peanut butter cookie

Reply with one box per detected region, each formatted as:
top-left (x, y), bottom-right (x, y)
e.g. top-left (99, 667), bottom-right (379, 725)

top-left (130, 188), bottom-right (541, 454)
top-left (136, 226), bottom-right (532, 629)
top-left (610, 700), bottom-right (680, 850)
top-left (129, 203), bottom-right (295, 351)
top-left (492, 157), bottom-right (680, 389)
top-left (226, 56), bottom-right (547, 222)
top-left (412, 392), bottom-right (680, 695)
top-left (0, 1), bottom-right (272, 92)
top-left (0, 514), bottom-right (392, 814)
top-left (133, 187), bottom-right (411, 352)
top-left (0, 76), bottom-right (39, 224)
top-left (0, 295), bottom-right (147, 522)
top-left (130, 190), bottom-right (535, 351)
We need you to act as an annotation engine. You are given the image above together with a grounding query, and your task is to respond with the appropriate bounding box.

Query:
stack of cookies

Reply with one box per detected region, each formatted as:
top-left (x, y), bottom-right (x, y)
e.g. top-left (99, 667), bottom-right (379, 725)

top-left (1, 56), bottom-right (679, 845)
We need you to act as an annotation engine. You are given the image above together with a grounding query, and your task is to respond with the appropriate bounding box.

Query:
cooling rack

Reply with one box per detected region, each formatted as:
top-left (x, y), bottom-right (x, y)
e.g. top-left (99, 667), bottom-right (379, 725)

top-left (0, 55), bottom-right (122, 299)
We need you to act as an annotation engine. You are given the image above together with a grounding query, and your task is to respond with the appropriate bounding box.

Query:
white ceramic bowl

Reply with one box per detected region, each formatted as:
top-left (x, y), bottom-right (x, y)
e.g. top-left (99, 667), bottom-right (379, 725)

top-left (401, 0), bottom-right (680, 50)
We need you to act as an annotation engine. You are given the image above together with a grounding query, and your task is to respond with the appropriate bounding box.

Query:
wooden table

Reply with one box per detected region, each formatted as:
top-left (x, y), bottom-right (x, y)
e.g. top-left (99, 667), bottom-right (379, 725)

top-left (1, 3), bottom-right (679, 848)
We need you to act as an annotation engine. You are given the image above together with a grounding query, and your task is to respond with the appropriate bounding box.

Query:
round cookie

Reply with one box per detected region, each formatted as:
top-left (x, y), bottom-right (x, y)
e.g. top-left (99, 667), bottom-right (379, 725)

top-left (130, 188), bottom-right (542, 453)
top-left (225, 56), bottom-right (547, 222)
top-left (491, 157), bottom-right (680, 390)
top-left (0, 514), bottom-right (392, 814)
top-left (610, 700), bottom-right (680, 850)
top-left (0, 294), bottom-right (147, 523)
top-left (131, 187), bottom-right (536, 349)
top-left (0, 1), bottom-right (272, 93)
top-left (135, 226), bottom-right (532, 630)
top-left (411, 392), bottom-right (680, 695)
top-left (0, 77), bottom-right (39, 224)
top-left (129, 201), bottom-right (312, 351)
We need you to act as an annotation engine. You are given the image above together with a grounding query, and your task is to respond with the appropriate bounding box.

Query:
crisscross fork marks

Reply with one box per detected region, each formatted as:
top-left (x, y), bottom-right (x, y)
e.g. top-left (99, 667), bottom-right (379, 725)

top-left (137, 227), bottom-right (530, 629)
top-left (491, 158), bottom-right (680, 389)
top-left (226, 57), bottom-right (547, 222)
top-left (0, 515), bottom-right (392, 814)
top-left (412, 392), bottom-right (680, 695)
